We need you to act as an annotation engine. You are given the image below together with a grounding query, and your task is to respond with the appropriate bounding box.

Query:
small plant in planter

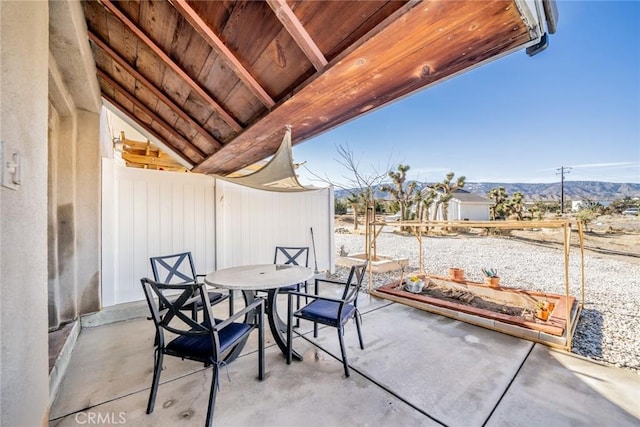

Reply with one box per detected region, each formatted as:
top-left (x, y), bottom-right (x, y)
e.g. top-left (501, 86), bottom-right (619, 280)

top-left (481, 268), bottom-right (500, 287)
top-left (449, 267), bottom-right (464, 281)
top-left (405, 275), bottom-right (425, 293)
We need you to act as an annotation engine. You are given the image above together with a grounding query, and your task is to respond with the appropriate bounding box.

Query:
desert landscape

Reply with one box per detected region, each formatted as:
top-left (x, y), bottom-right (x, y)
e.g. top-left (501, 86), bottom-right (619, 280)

top-left (336, 213), bottom-right (640, 258)
top-left (332, 213), bottom-right (640, 372)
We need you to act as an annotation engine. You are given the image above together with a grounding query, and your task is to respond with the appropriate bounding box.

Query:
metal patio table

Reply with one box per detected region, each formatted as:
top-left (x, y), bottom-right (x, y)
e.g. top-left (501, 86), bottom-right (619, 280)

top-left (205, 264), bottom-right (314, 361)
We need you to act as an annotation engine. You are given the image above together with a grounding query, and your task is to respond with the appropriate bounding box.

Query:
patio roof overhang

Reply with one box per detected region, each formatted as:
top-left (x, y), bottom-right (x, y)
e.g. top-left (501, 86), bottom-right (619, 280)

top-left (83, 0), bottom-right (557, 176)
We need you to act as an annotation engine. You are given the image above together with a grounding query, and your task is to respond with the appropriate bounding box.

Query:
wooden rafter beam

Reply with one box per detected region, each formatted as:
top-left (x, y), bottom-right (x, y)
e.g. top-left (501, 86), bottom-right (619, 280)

top-left (99, 0), bottom-right (243, 132)
top-left (193, 0), bottom-right (531, 175)
top-left (169, 0), bottom-right (276, 108)
top-left (97, 69), bottom-right (206, 161)
top-left (266, 0), bottom-right (327, 71)
top-left (88, 31), bottom-right (222, 151)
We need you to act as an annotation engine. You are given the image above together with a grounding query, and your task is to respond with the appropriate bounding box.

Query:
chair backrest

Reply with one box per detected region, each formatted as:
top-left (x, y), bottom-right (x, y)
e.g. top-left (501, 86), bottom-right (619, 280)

top-left (140, 278), bottom-right (214, 347)
top-left (274, 246), bottom-right (309, 267)
top-left (341, 261), bottom-right (368, 303)
top-left (150, 252), bottom-right (198, 284)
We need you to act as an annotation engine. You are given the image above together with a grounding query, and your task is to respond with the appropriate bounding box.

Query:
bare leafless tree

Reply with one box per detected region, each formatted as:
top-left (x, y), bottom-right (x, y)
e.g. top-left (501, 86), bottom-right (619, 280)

top-left (303, 143), bottom-right (392, 222)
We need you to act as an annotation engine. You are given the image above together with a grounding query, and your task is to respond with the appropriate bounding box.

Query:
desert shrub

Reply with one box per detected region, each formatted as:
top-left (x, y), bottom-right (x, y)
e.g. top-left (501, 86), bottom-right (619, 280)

top-left (335, 199), bottom-right (348, 215)
top-left (576, 209), bottom-right (597, 232)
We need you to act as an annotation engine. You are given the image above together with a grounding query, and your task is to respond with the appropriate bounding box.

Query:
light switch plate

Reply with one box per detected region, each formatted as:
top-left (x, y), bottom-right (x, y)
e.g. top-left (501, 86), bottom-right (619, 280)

top-left (1, 140), bottom-right (21, 190)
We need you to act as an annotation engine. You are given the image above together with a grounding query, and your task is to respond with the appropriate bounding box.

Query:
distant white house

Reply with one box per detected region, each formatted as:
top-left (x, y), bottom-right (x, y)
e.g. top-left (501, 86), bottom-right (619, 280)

top-left (429, 189), bottom-right (492, 221)
top-left (572, 200), bottom-right (584, 212)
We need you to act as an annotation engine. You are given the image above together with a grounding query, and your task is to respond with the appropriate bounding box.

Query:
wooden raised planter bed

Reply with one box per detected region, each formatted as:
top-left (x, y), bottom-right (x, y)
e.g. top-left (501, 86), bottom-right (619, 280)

top-left (373, 274), bottom-right (580, 348)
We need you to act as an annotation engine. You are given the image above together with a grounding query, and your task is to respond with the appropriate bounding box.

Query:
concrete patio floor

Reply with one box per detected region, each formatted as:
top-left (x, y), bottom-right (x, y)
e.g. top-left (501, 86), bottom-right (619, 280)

top-left (49, 284), bottom-right (639, 426)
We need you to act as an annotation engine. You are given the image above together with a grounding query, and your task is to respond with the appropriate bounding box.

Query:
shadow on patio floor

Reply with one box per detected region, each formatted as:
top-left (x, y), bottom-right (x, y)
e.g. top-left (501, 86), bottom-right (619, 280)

top-left (49, 289), bottom-right (639, 426)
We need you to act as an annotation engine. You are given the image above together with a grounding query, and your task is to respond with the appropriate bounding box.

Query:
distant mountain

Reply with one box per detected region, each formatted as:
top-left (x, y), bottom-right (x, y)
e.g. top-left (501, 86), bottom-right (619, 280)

top-left (335, 181), bottom-right (640, 202)
top-left (463, 181), bottom-right (640, 202)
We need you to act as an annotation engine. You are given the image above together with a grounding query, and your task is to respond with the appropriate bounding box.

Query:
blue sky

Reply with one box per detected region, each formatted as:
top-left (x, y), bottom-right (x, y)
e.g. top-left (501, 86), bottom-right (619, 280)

top-left (293, 1), bottom-right (640, 187)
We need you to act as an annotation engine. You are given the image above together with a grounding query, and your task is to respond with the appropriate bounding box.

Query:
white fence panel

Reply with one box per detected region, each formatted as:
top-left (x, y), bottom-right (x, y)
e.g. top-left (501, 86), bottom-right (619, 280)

top-left (102, 159), bottom-right (334, 306)
top-left (102, 159), bottom-right (216, 306)
top-left (215, 180), bottom-right (334, 271)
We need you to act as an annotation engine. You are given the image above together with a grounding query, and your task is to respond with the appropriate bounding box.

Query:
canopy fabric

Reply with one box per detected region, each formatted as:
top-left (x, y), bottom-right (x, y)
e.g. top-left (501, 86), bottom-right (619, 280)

top-left (213, 126), bottom-right (317, 192)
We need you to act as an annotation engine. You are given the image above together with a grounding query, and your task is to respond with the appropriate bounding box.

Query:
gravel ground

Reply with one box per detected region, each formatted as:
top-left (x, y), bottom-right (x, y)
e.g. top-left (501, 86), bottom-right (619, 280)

top-left (333, 231), bottom-right (640, 373)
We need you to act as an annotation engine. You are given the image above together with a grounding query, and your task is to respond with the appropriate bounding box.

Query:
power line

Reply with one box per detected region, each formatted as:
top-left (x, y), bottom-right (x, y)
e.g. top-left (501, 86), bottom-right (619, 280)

top-left (556, 166), bottom-right (571, 213)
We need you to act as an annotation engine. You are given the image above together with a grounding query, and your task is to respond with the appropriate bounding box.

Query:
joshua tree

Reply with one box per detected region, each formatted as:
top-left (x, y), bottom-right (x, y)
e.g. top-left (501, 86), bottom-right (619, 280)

top-left (432, 172), bottom-right (466, 221)
top-left (380, 164), bottom-right (418, 226)
top-left (488, 186), bottom-right (508, 220)
top-left (505, 191), bottom-right (525, 220)
top-left (419, 188), bottom-right (437, 222)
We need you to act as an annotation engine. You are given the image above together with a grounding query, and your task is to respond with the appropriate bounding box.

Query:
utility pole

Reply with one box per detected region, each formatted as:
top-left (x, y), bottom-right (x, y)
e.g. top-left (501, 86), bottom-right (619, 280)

top-left (556, 166), bottom-right (571, 213)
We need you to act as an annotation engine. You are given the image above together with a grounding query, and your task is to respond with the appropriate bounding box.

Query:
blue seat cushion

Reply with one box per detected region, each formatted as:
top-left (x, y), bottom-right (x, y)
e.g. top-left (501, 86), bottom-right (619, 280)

top-left (295, 300), bottom-right (356, 327)
top-left (279, 283), bottom-right (303, 292)
top-left (192, 291), bottom-right (226, 307)
top-left (167, 291), bottom-right (226, 311)
top-left (166, 322), bottom-right (252, 359)
top-left (258, 283), bottom-right (305, 293)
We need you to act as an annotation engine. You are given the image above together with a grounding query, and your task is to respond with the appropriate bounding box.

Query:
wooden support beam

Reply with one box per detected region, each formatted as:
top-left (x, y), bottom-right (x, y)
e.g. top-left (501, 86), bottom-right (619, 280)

top-left (103, 92), bottom-right (196, 167)
top-left (99, 0), bottom-right (243, 132)
top-left (89, 31), bottom-right (222, 151)
top-left (97, 69), bottom-right (206, 161)
top-left (122, 151), bottom-right (187, 169)
top-left (170, 0), bottom-right (276, 108)
top-left (266, 0), bottom-right (327, 71)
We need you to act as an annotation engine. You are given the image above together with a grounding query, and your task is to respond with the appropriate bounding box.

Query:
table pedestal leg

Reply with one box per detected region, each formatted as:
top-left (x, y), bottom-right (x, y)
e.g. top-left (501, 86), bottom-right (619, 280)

top-left (267, 289), bottom-right (303, 361)
top-left (225, 289), bottom-right (303, 362)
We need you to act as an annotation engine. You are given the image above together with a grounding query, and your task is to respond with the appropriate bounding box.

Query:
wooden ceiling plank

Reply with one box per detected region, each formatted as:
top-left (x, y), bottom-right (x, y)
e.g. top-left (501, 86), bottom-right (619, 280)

top-left (138, 1), bottom-right (178, 51)
top-left (99, 0), bottom-right (243, 132)
top-left (266, 0), bottom-right (327, 71)
top-left (193, 0), bottom-right (531, 175)
top-left (296, 4), bottom-right (528, 122)
top-left (279, 1), bottom-right (515, 117)
top-left (89, 31), bottom-right (222, 150)
top-left (248, 28), bottom-right (315, 99)
top-left (97, 69), bottom-right (206, 160)
top-left (189, 133), bottom-right (216, 157)
top-left (298, 32), bottom-right (533, 144)
top-left (294, 1), bottom-right (403, 62)
top-left (214, 1), bottom-right (305, 101)
top-left (170, 0), bottom-right (276, 108)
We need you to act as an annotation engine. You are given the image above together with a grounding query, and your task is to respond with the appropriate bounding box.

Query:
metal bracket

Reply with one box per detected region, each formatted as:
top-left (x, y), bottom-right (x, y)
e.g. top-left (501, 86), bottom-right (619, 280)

top-left (1, 140), bottom-right (21, 190)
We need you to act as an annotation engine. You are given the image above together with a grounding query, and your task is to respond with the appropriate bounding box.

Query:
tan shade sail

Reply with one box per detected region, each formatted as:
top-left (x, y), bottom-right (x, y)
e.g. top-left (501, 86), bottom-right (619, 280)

top-left (213, 126), bottom-right (317, 192)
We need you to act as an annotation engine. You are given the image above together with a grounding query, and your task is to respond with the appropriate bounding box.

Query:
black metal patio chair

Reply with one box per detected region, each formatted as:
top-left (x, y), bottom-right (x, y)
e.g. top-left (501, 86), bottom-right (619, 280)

top-left (286, 261), bottom-right (368, 377)
top-left (257, 246), bottom-right (310, 327)
top-left (140, 277), bottom-right (265, 427)
top-left (150, 252), bottom-right (231, 318)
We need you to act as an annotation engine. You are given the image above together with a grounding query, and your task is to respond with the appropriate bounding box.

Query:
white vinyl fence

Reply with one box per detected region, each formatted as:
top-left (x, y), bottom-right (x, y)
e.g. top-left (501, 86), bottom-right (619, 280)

top-left (101, 159), bottom-right (333, 306)
top-left (215, 179), bottom-right (334, 270)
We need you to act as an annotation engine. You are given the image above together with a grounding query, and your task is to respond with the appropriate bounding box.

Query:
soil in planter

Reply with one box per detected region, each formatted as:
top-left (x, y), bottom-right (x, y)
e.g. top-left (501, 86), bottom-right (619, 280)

top-left (404, 280), bottom-right (537, 321)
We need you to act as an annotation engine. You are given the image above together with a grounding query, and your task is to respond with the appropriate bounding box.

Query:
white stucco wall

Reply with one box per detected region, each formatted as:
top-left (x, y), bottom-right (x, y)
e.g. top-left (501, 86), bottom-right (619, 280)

top-left (430, 200), bottom-right (491, 221)
top-left (0, 1), bottom-right (50, 425)
top-left (453, 201), bottom-right (491, 221)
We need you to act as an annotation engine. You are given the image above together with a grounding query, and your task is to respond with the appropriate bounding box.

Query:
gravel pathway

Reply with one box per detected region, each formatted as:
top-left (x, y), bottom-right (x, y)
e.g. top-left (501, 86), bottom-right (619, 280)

top-left (333, 231), bottom-right (640, 373)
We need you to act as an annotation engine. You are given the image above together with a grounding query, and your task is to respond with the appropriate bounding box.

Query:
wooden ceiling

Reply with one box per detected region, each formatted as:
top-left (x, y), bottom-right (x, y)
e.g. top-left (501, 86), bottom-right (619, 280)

top-left (84, 0), bottom-right (549, 175)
